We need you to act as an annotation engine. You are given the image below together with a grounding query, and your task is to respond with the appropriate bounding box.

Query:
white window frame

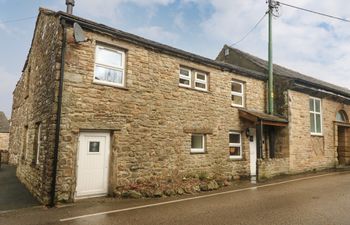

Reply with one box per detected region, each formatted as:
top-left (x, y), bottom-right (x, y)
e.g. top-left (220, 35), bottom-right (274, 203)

top-left (310, 97), bottom-right (323, 135)
top-left (179, 67), bottom-right (191, 88)
top-left (194, 72), bottom-right (208, 91)
top-left (93, 45), bottom-right (126, 87)
top-left (229, 131), bottom-right (242, 159)
top-left (35, 123), bottom-right (41, 164)
top-left (231, 81), bottom-right (244, 107)
top-left (191, 134), bottom-right (205, 153)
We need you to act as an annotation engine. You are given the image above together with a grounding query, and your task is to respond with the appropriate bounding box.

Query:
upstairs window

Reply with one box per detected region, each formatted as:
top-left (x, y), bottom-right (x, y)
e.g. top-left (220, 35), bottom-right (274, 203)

top-left (231, 81), bottom-right (244, 107)
top-left (179, 66), bottom-right (209, 91)
top-left (229, 132), bottom-right (242, 159)
top-left (309, 97), bottom-right (322, 135)
top-left (94, 45), bottom-right (125, 87)
top-left (191, 134), bottom-right (205, 153)
top-left (194, 72), bottom-right (208, 91)
top-left (179, 67), bottom-right (191, 87)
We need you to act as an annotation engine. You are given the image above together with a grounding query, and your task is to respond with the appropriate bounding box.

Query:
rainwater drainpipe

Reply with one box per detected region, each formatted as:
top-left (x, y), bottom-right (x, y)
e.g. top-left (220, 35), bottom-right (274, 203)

top-left (49, 18), bottom-right (67, 207)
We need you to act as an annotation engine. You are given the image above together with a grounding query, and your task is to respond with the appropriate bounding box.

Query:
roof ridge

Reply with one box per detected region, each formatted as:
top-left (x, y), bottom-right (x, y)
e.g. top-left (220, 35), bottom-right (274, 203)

top-left (224, 45), bottom-right (350, 96)
top-left (54, 10), bottom-right (268, 80)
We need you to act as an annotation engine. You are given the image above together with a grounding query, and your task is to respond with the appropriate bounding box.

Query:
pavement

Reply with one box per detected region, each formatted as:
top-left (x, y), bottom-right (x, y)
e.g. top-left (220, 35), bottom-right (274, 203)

top-left (0, 164), bottom-right (39, 212)
top-left (1, 170), bottom-right (350, 225)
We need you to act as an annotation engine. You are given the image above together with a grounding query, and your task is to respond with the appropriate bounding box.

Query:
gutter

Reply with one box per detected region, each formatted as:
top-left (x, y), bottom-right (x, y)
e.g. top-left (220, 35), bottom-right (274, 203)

top-left (56, 11), bottom-right (267, 81)
top-left (49, 18), bottom-right (67, 207)
top-left (293, 83), bottom-right (350, 103)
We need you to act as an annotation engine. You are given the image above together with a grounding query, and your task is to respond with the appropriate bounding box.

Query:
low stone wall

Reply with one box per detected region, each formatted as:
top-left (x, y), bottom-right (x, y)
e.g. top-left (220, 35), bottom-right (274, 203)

top-left (0, 133), bottom-right (9, 164)
top-left (0, 133), bottom-right (9, 150)
top-left (0, 150), bottom-right (9, 164)
top-left (258, 158), bottom-right (290, 179)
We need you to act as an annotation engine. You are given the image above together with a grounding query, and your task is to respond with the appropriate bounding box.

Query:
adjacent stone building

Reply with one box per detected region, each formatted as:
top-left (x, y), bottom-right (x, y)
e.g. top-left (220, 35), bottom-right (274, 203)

top-left (9, 8), bottom-right (350, 204)
top-left (0, 111), bottom-right (10, 164)
top-left (217, 46), bottom-right (350, 176)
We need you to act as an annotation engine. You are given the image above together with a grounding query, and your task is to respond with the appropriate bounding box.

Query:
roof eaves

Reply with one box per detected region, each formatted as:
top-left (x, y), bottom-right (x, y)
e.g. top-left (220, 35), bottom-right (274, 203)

top-left (55, 11), bottom-right (267, 81)
top-left (225, 45), bottom-right (350, 98)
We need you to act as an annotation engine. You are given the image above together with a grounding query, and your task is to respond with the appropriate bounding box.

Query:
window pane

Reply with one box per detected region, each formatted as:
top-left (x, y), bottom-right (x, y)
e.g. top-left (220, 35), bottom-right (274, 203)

top-left (231, 82), bottom-right (242, 93)
top-left (316, 114), bottom-right (321, 133)
top-left (96, 48), bottom-right (122, 67)
top-left (229, 146), bottom-right (241, 156)
top-left (191, 135), bottom-right (203, 149)
top-left (229, 133), bottom-right (240, 144)
top-left (180, 68), bottom-right (190, 76)
top-left (179, 78), bottom-right (190, 85)
top-left (336, 111), bottom-right (347, 122)
top-left (232, 95), bottom-right (243, 106)
top-left (315, 100), bottom-right (321, 113)
top-left (309, 99), bottom-right (314, 111)
top-left (89, 142), bottom-right (100, 153)
top-left (196, 73), bottom-right (206, 80)
top-left (195, 82), bottom-right (206, 89)
top-left (95, 66), bottom-right (123, 84)
top-left (310, 113), bottom-right (315, 133)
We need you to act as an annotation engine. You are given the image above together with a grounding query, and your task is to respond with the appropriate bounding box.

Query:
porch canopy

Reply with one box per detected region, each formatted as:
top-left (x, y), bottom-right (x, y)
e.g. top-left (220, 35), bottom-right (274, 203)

top-left (239, 109), bottom-right (288, 127)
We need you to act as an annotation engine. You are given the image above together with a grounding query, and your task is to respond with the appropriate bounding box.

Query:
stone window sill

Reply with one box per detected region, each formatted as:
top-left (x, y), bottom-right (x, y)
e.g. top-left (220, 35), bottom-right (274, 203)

top-left (179, 85), bottom-right (211, 94)
top-left (310, 133), bottom-right (324, 137)
top-left (190, 151), bottom-right (208, 155)
top-left (231, 104), bottom-right (245, 109)
top-left (92, 81), bottom-right (129, 91)
top-left (229, 157), bottom-right (245, 161)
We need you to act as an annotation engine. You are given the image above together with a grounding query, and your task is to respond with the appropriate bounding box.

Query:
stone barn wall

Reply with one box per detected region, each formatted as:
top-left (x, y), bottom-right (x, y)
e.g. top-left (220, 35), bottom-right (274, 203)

top-left (8, 9), bottom-right (62, 203)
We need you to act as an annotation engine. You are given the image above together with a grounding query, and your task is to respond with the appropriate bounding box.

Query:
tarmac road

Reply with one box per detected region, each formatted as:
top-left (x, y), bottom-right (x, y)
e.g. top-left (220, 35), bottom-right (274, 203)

top-left (1, 171), bottom-right (350, 225)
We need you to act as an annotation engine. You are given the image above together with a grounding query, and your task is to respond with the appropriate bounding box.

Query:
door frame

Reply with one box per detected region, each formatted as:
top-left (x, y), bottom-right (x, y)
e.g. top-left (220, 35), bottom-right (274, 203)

top-left (249, 128), bottom-right (257, 181)
top-left (75, 131), bottom-right (111, 199)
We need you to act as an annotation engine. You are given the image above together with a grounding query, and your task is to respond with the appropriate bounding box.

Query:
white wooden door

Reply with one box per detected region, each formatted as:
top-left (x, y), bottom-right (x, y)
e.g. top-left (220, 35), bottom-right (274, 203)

top-left (76, 132), bottom-right (110, 198)
top-left (249, 129), bottom-right (257, 178)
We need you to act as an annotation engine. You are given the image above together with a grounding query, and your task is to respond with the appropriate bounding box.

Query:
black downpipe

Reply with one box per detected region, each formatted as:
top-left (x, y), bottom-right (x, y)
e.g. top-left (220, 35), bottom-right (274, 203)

top-left (49, 19), bottom-right (67, 207)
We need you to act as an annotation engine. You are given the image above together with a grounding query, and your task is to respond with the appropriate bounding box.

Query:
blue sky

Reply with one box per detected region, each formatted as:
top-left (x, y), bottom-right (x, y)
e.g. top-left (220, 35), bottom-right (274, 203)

top-left (1, 0), bottom-right (350, 118)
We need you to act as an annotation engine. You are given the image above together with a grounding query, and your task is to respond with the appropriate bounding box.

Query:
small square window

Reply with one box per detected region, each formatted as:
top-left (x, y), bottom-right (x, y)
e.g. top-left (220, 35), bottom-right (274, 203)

top-left (229, 132), bottom-right (242, 159)
top-left (179, 67), bottom-right (191, 87)
top-left (89, 142), bottom-right (100, 153)
top-left (191, 134), bottom-right (205, 153)
top-left (194, 72), bottom-right (208, 91)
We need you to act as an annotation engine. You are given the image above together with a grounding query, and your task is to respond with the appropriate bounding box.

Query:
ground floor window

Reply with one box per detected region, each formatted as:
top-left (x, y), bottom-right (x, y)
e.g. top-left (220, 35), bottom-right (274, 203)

top-left (229, 131), bottom-right (242, 159)
top-left (32, 122), bottom-right (41, 164)
top-left (191, 134), bottom-right (205, 153)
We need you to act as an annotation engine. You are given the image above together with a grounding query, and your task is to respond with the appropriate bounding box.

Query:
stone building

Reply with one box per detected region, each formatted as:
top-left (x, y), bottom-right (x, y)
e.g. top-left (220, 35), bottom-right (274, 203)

top-left (217, 46), bottom-right (350, 176)
top-left (0, 111), bottom-right (10, 164)
top-left (9, 8), bottom-right (350, 204)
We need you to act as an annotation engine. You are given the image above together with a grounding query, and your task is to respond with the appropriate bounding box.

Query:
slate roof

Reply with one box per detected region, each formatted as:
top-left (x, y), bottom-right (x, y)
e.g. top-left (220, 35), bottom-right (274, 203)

top-left (222, 45), bottom-right (350, 98)
top-left (0, 111), bottom-right (9, 133)
top-left (239, 109), bottom-right (288, 123)
top-left (36, 8), bottom-right (268, 82)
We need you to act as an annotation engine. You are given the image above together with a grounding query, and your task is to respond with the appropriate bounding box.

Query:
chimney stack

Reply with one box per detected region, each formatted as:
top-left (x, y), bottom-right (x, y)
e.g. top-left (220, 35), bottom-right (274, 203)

top-left (66, 0), bottom-right (75, 14)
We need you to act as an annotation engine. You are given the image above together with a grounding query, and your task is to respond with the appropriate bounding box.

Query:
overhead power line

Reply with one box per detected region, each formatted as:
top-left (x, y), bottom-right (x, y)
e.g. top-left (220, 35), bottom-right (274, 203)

top-left (1, 16), bottom-right (37, 24)
top-left (277, 1), bottom-right (350, 23)
top-left (230, 12), bottom-right (268, 47)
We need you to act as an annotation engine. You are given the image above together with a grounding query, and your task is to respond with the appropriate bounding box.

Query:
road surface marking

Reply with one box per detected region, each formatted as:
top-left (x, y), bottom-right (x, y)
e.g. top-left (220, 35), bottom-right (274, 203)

top-left (60, 171), bottom-right (348, 222)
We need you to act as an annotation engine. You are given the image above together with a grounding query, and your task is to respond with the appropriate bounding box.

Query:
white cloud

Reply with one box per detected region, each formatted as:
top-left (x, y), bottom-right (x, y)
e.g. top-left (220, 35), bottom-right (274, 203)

top-left (75, 0), bottom-right (175, 22)
top-left (197, 0), bottom-right (350, 89)
top-left (132, 26), bottom-right (179, 44)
